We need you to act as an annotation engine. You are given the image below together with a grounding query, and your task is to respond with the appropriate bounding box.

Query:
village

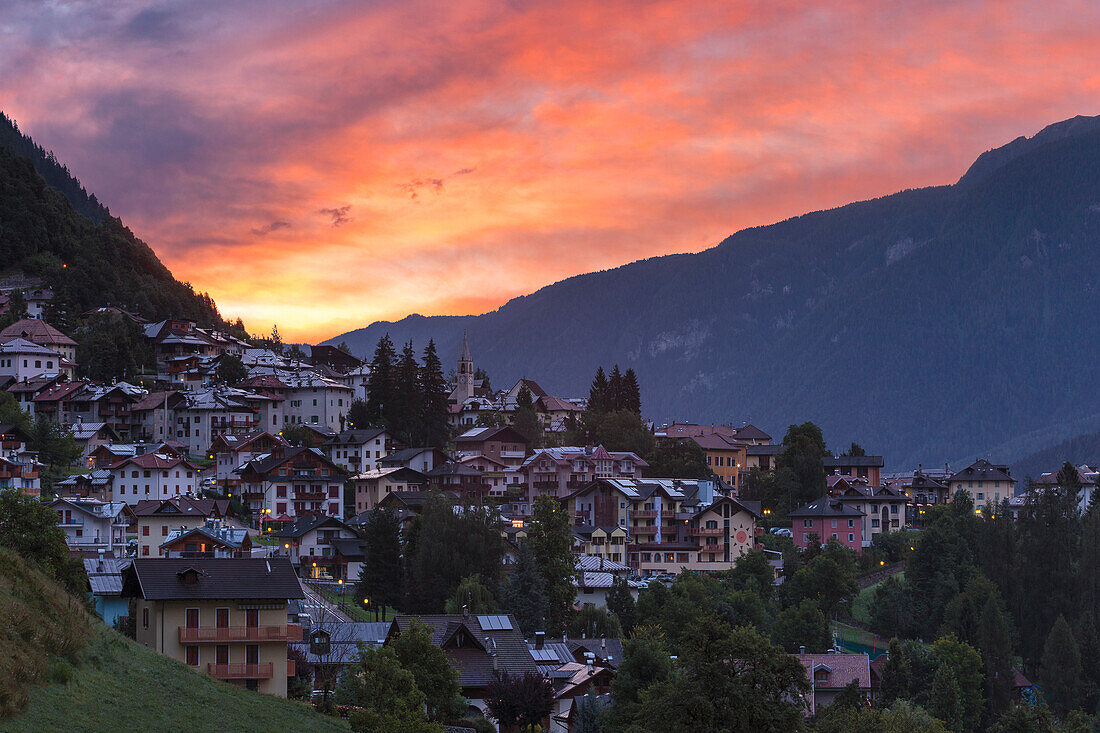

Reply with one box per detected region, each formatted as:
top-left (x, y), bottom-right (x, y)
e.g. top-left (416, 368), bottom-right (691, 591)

top-left (1, 302), bottom-right (1097, 732)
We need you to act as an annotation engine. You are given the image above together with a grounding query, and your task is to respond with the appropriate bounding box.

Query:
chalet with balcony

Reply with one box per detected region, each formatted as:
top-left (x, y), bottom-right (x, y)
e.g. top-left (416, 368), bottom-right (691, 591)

top-left (453, 425), bottom-right (530, 468)
top-left (51, 497), bottom-right (134, 556)
top-left (160, 520), bottom-right (252, 558)
top-left (272, 515), bottom-right (364, 581)
top-left (518, 446), bottom-right (648, 516)
top-left (109, 451), bottom-right (202, 506)
top-left (571, 525), bottom-right (630, 563)
top-left (323, 428), bottom-right (391, 474)
top-left (348, 466), bottom-right (429, 514)
top-left (684, 496), bottom-right (763, 568)
top-left (235, 446), bottom-right (345, 525)
top-left (8, 374), bottom-right (66, 417)
top-left (211, 430), bottom-right (288, 490)
top-left (55, 468), bottom-right (114, 501)
top-left (789, 496), bottom-right (865, 552)
top-left (133, 496), bottom-right (233, 558)
top-left (122, 558), bottom-right (304, 697)
top-left (69, 421), bottom-right (120, 461)
top-left (426, 461), bottom-right (491, 503)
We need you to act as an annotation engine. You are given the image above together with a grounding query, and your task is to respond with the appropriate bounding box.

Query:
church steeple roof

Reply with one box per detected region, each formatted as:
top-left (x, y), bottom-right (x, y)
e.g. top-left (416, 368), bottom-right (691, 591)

top-left (459, 331), bottom-right (472, 363)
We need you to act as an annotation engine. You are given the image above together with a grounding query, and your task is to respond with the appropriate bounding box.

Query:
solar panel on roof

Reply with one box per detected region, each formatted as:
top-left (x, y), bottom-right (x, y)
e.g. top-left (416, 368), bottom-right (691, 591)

top-left (530, 648), bottom-right (559, 661)
top-left (477, 614), bottom-right (513, 630)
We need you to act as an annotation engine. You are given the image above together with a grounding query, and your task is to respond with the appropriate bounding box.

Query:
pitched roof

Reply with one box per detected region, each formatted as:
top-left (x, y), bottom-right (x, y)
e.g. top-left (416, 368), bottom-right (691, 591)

top-left (389, 614), bottom-right (536, 687)
top-left (788, 496), bottom-right (865, 518)
top-left (122, 558), bottom-right (304, 600)
top-left (454, 426), bottom-right (529, 444)
top-left (731, 424), bottom-right (772, 442)
top-left (132, 496), bottom-right (229, 518)
top-left (326, 428), bottom-right (387, 446)
top-left (272, 514), bottom-right (350, 538)
top-left (796, 653), bottom-right (871, 689)
top-left (689, 432), bottom-right (747, 451)
top-left (0, 318), bottom-right (77, 346)
top-left (109, 452), bottom-right (201, 472)
top-left (948, 459), bottom-right (1014, 484)
top-left (694, 495), bottom-right (763, 520)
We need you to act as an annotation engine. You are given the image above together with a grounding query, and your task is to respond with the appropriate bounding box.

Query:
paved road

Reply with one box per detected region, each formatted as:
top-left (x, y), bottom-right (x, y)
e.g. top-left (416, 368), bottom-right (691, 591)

top-left (299, 580), bottom-right (352, 623)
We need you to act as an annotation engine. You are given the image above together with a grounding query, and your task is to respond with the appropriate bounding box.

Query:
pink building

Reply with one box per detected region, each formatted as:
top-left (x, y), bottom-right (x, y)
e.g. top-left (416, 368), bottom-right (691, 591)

top-left (788, 496), bottom-right (865, 552)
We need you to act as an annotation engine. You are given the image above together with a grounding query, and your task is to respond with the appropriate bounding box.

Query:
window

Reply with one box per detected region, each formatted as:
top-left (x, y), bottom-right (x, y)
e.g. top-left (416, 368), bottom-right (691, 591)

top-left (142, 545), bottom-right (150, 556)
top-left (831, 519), bottom-right (837, 528)
top-left (977, 492), bottom-right (984, 501)
top-left (848, 533), bottom-right (854, 542)
top-left (142, 607), bottom-right (149, 629)
top-left (802, 519), bottom-right (813, 528)
top-left (142, 525), bottom-right (150, 536)
top-left (162, 525), bottom-right (168, 536)
top-left (848, 519), bottom-right (854, 528)
top-left (186, 645), bottom-right (199, 666)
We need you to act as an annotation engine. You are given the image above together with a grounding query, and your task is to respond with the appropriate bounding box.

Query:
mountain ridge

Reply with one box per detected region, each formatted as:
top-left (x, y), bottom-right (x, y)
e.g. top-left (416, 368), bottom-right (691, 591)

top-left (327, 115), bottom-right (1100, 468)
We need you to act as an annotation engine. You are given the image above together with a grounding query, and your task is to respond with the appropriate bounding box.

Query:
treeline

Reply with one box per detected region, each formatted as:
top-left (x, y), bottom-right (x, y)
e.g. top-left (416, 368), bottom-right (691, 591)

top-left (0, 118), bottom-right (228, 332)
top-left (868, 468), bottom-right (1100, 729)
top-left (359, 335), bottom-right (450, 448)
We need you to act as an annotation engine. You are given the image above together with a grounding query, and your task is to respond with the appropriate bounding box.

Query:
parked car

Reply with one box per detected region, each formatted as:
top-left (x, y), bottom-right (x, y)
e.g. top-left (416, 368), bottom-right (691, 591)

top-left (771, 528), bottom-right (793, 538)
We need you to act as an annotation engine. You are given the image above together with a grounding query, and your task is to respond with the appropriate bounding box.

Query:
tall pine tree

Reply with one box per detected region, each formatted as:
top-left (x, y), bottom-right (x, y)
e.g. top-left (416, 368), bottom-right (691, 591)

top-left (1040, 614), bottom-right (1083, 715)
top-left (391, 341), bottom-right (423, 445)
top-left (529, 495), bottom-right (576, 636)
top-left (501, 543), bottom-right (547, 636)
top-left (588, 367), bottom-right (609, 413)
top-left (354, 508), bottom-right (404, 618)
top-left (977, 597), bottom-right (1014, 716)
top-left (366, 334), bottom-right (396, 426)
top-left (419, 339), bottom-right (450, 448)
top-left (622, 368), bottom-right (642, 414)
top-left (608, 365), bottom-right (624, 410)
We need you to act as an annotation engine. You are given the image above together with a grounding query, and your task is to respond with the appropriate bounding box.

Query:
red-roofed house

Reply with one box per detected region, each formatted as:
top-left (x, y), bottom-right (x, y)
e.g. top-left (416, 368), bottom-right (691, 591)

top-left (797, 652), bottom-right (871, 714)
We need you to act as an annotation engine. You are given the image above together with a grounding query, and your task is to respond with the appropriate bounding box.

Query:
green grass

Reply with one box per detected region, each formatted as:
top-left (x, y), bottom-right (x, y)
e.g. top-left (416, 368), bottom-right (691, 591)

top-left (850, 572), bottom-right (903, 625)
top-left (0, 626), bottom-right (349, 733)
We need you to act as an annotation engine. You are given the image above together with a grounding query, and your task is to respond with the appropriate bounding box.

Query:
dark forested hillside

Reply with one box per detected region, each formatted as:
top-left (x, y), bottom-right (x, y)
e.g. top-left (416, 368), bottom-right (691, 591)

top-left (328, 115), bottom-right (1100, 469)
top-left (0, 114), bottom-right (225, 330)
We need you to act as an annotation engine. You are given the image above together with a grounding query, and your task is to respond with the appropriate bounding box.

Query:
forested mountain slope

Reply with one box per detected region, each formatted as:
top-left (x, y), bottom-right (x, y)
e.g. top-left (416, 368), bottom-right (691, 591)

top-left (0, 113), bottom-right (224, 330)
top-left (329, 116), bottom-right (1100, 468)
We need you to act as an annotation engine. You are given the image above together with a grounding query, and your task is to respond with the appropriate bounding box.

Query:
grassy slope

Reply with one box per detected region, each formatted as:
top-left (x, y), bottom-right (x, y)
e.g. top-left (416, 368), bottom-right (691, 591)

top-left (0, 626), bottom-right (348, 733)
top-left (0, 545), bottom-right (346, 733)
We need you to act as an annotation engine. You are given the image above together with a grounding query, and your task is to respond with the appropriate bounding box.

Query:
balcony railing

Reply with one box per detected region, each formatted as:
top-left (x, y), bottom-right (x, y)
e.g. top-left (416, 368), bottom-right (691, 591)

top-left (499, 450), bottom-right (525, 459)
top-left (532, 480), bottom-right (559, 490)
top-left (697, 545), bottom-right (725, 555)
top-left (180, 624), bottom-right (303, 644)
top-left (630, 509), bottom-right (658, 519)
top-left (688, 527), bottom-right (724, 537)
top-left (632, 525), bottom-right (659, 535)
top-left (294, 490), bottom-right (326, 500)
top-left (208, 662), bottom-right (274, 680)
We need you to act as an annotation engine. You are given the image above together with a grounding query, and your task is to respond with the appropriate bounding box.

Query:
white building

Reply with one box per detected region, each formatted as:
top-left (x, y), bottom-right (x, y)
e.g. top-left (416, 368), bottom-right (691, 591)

top-left (0, 338), bottom-right (67, 380)
top-left (109, 452), bottom-right (202, 506)
top-left (50, 498), bottom-right (133, 556)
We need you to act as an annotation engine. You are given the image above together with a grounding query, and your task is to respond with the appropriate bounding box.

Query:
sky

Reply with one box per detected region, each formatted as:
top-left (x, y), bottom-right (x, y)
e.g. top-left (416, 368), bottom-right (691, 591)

top-left (2, 0), bottom-right (1099, 342)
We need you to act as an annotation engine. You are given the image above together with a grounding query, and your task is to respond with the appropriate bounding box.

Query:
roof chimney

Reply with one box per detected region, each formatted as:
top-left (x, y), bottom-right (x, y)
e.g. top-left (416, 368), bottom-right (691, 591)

top-left (535, 631), bottom-right (545, 650)
top-left (799, 645), bottom-right (806, 654)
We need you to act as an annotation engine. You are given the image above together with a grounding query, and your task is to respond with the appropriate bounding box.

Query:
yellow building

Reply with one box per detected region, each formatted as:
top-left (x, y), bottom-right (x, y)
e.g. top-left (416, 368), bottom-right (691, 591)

top-left (123, 558), bottom-right (304, 697)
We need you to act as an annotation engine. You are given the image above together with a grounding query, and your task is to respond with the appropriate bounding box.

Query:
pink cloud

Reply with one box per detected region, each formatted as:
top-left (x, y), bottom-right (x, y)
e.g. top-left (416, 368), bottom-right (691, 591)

top-left (1, 0), bottom-right (1098, 340)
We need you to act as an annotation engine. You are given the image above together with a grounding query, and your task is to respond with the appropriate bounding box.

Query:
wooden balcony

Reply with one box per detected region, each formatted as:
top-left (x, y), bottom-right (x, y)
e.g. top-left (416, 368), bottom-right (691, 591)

top-left (208, 662), bottom-right (273, 680)
top-left (632, 525), bottom-right (659, 535)
top-left (630, 509), bottom-right (658, 519)
top-left (697, 545), bottom-right (725, 555)
top-left (180, 624), bottom-right (302, 643)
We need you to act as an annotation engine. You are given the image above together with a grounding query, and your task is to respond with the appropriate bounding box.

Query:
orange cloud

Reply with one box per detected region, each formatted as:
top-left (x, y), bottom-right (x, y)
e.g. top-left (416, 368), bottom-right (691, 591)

top-left (1, 0), bottom-right (1098, 341)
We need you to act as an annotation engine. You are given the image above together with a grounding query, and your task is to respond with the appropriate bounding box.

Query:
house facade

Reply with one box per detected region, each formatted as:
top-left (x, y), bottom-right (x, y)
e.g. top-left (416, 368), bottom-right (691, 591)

top-left (235, 446), bottom-right (345, 524)
top-left (108, 452), bottom-right (202, 506)
top-left (789, 496), bottom-right (865, 552)
top-left (123, 558), bottom-right (304, 697)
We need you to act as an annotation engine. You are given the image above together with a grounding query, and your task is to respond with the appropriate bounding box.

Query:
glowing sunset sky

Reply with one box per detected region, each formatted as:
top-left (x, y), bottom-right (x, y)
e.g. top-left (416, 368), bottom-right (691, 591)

top-left (2, 1), bottom-right (1099, 341)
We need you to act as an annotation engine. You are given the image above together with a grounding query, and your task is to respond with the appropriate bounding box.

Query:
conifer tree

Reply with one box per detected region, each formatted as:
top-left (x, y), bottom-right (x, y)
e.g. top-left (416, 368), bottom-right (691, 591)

top-left (588, 367), bottom-right (609, 413)
top-left (928, 664), bottom-right (964, 732)
top-left (1040, 614), bottom-right (1083, 715)
top-left (608, 365), bottom-right (624, 410)
top-left (978, 597), bottom-right (1014, 716)
top-left (606, 575), bottom-right (637, 634)
top-left (500, 544), bottom-right (547, 636)
top-left (622, 368), bottom-right (642, 414)
top-left (366, 334), bottom-right (396, 426)
top-left (879, 638), bottom-right (912, 706)
top-left (529, 495), bottom-right (576, 636)
top-left (419, 339), bottom-right (450, 448)
top-left (512, 384), bottom-right (541, 446)
top-left (391, 341), bottom-right (423, 444)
